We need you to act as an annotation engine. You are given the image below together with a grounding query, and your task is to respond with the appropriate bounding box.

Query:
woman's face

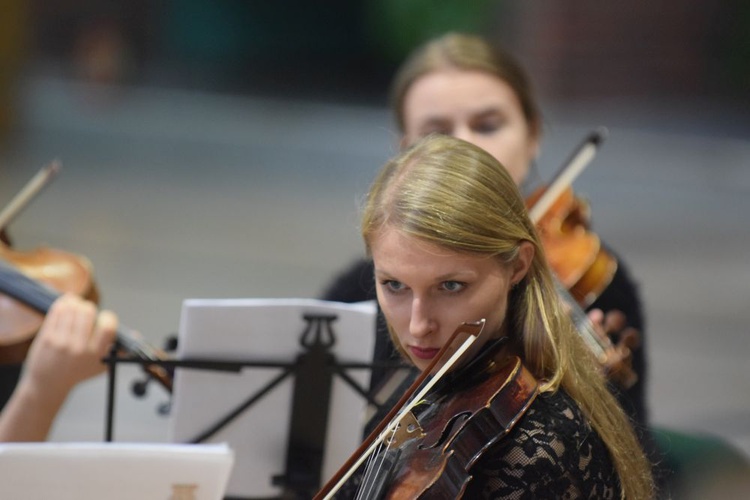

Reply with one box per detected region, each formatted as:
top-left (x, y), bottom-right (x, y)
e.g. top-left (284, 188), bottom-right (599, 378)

top-left (401, 69), bottom-right (538, 186)
top-left (370, 228), bottom-right (531, 372)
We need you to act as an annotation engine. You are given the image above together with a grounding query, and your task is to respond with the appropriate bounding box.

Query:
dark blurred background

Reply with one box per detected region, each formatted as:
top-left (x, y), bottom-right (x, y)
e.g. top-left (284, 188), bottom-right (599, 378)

top-left (1, 2), bottom-right (749, 498)
top-left (3, 1), bottom-right (750, 121)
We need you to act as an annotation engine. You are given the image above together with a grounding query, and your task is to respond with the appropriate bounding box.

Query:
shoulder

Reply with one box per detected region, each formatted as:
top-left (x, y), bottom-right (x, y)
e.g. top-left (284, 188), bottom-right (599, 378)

top-left (466, 390), bottom-right (620, 499)
top-left (493, 390), bottom-right (602, 468)
top-left (604, 251), bottom-right (640, 301)
top-left (320, 258), bottom-right (376, 303)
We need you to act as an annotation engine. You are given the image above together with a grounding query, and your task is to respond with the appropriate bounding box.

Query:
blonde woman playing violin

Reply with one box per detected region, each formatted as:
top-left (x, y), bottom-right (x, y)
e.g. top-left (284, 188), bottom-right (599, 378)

top-left (322, 135), bottom-right (653, 499)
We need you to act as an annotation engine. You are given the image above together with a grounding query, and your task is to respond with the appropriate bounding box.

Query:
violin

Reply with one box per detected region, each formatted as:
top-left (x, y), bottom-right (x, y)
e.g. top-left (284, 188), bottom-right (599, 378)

top-left (526, 129), bottom-right (638, 389)
top-left (0, 258), bottom-right (173, 392)
top-left (0, 163), bottom-right (172, 392)
top-left (526, 128), bottom-right (617, 307)
top-left (315, 321), bottom-right (539, 499)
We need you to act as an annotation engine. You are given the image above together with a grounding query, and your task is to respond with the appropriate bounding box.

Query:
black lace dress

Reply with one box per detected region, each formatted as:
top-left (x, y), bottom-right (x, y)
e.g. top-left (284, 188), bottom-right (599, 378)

top-left (463, 389), bottom-right (620, 499)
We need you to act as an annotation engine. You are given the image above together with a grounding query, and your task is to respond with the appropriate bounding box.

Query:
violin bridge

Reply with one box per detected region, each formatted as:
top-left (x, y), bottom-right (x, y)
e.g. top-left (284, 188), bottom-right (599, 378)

top-left (384, 411), bottom-right (425, 448)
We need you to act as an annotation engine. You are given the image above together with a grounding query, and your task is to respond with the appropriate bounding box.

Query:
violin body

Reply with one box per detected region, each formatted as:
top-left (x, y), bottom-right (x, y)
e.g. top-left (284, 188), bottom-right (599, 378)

top-left (317, 326), bottom-right (538, 500)
top-left (380, 354), bottom-right (538, 499)
top-left (526, 186), bottom-right (617, 307)
top-left (0, 243), bottom-right (99, 364)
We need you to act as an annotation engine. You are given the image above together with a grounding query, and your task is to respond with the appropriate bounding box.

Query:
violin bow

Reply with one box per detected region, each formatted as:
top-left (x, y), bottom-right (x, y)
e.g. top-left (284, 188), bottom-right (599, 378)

top-left (527, 127), bottom-right (607, 224)
top-left (0, 160), bottom-right (62, 231)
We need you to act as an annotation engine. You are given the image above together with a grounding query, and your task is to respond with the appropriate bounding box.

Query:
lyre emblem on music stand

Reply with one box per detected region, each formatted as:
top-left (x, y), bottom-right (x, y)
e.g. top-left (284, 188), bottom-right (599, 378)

top-left (170, 483), bottom-right (198, 500)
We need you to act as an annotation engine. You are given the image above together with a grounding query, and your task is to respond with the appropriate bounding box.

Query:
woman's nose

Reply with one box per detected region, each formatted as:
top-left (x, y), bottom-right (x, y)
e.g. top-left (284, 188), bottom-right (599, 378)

top-left (452, 124), bottom-right (474, 144)
top-left (409, 298), bottom-right (435, 338)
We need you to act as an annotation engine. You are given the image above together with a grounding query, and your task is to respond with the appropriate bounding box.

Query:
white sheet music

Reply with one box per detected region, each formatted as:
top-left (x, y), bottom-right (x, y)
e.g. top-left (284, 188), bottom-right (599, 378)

top-left (168, 298), bottom-right (377, 498)
top-left (0, 442), bottom-right (234, 500)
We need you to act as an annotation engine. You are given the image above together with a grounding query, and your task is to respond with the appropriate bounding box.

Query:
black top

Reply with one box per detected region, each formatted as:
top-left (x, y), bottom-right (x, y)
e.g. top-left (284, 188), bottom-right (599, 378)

top-left (464, 389), bottom-right (620, 499)
top-left (0, 365), bottom-right (22, 410)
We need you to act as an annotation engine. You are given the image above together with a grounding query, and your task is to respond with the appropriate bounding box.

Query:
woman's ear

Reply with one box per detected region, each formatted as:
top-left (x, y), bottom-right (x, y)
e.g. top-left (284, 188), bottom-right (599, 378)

top-left (531, 137), bottom-right (541, 162)
top-left (511, 241), bottom-right (535, 286)
top-left (527, 129), bottom-right (541, 165)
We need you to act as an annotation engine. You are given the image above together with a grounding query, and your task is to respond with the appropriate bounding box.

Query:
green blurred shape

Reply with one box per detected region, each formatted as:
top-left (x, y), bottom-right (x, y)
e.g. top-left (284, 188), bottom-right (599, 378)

top-left (364, 0), bottom-right (497, 63)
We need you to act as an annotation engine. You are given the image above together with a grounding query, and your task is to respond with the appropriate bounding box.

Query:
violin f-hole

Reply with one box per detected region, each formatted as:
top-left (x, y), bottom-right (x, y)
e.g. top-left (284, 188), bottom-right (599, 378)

top-left (419, 411), bottom-right (471, 450)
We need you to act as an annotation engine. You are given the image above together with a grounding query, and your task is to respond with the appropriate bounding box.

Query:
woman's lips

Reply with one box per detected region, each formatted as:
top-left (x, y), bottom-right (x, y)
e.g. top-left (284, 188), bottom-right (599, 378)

top-left (409, 346), bottom-right (440, 360)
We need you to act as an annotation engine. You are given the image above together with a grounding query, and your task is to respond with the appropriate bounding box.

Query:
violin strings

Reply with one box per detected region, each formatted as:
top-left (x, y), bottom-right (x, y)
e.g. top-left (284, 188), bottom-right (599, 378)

top-left (117, 326), bottom-right (159, 361)
top-left (357, 392), bottom-right (425, 499)
top-left (357, 437), bottom-right (387, 500)
top-left (1, 262), bottom-right (163, 361)
top-left (342, 335), bottom-right (479, 499)
top-left (0, 262), bottom-right (58, 313)
top-left (554, 279), bottom-right (609, 359)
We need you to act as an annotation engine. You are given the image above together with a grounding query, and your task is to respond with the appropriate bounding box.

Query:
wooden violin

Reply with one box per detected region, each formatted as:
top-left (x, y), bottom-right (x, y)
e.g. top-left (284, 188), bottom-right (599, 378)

top-left (526, 128), bottom-right (617, 307)
top-left (0, 258), bottom-right (173, 392)
top-left (315, 321), bottom-right (539, 499)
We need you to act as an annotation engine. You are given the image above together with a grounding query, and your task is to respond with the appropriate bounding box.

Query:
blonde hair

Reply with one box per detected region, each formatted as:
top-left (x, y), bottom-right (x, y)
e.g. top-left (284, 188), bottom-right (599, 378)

top-left (361, 135), bottom-right (653, 499)
top-left (390, 32), bottom-right (541, 138)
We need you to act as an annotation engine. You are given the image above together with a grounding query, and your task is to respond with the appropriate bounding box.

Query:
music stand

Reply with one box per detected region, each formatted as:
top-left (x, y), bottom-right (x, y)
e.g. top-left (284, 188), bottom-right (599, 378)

top-left (0, 442), bottom-right (234, 500)
top-left (165, 298), bottom-right (378, 499)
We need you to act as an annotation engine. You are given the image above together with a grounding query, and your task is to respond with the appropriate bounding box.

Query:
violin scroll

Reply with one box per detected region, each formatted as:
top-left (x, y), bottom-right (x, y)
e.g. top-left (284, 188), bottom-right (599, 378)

top-left (132, 334), bottom-right (178, 398)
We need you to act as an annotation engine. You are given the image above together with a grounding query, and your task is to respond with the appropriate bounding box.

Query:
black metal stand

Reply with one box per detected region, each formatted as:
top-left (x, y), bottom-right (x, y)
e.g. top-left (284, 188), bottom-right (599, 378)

top-left (105, 343), bottom-right (119, 442)
top-left (103, 313), bottom-right (407, 500)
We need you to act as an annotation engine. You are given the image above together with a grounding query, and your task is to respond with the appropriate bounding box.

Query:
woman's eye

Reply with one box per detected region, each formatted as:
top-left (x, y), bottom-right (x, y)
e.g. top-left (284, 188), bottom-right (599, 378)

top-left (381, 280), bottom-right (406, 293)
top-left (441, 281), bottom-right (465, 293)
top-left (473, 120), bottom-right (502, 134)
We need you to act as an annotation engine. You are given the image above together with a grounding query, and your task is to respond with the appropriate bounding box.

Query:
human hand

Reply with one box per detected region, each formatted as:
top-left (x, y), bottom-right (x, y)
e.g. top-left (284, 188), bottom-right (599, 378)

top-left (586, 308), bottom-right (640, 389)
top-left (24, 293), bottom-right (118, 398)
